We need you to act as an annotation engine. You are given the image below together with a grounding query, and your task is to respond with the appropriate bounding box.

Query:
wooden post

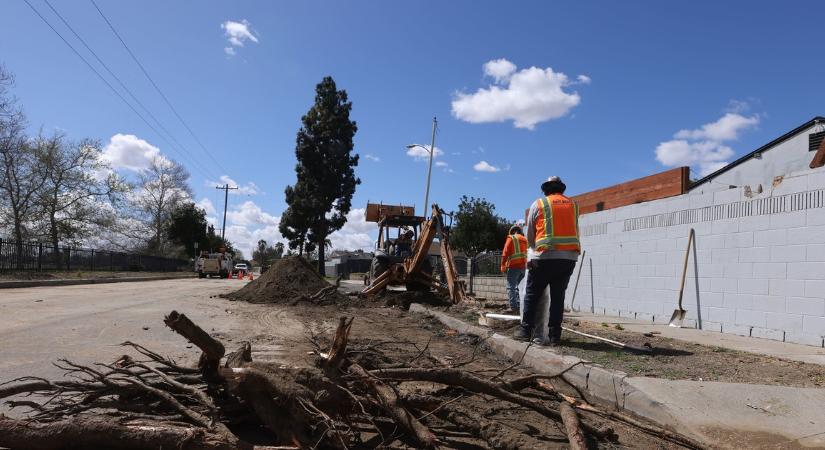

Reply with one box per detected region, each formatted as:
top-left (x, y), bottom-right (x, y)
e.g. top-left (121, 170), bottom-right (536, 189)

top-left (37, 243), bottom-right (42, 271)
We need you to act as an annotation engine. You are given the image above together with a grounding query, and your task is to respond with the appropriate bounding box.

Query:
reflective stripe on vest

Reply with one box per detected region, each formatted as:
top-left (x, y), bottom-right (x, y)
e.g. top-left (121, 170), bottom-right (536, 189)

top-left (535, 195), bottom-right (581, 252)
top-left (508, 235), bottom-right (526, 261)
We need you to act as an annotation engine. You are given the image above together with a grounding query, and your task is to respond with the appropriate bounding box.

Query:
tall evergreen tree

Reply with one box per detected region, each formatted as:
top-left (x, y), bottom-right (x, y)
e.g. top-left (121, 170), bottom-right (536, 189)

top-left (280, 76), bottom-right (359, 274)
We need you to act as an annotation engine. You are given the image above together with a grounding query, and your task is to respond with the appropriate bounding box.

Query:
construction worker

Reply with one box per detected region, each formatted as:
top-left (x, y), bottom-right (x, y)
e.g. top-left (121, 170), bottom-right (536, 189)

top-left (395, 228), bottom-right (414, 256)
top-left (500, 225), bottom-right (528, 314)
top-left (514, 176), bottom-right (580, 346)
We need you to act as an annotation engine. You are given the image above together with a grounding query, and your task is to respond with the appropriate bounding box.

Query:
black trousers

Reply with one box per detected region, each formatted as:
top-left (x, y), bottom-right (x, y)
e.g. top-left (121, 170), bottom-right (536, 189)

top-left (522, 259), bottom-right (577, 338)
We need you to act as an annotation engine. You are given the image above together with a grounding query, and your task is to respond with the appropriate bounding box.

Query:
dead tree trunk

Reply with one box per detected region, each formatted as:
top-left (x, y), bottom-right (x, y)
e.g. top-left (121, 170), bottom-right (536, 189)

top-left (163, 310), bottom-right (225, 377)
top-left (559, 402), bottom-right (587, 450)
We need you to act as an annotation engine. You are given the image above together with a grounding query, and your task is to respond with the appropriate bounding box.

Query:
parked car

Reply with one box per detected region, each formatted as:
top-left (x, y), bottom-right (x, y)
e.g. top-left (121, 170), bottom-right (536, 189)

top-left (232, 263), bottom-right (248, 276)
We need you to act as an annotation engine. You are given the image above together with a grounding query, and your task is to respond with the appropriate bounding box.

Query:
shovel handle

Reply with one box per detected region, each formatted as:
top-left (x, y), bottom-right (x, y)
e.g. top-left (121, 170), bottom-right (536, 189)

top-left (677, 229), bottom-right (695, 310)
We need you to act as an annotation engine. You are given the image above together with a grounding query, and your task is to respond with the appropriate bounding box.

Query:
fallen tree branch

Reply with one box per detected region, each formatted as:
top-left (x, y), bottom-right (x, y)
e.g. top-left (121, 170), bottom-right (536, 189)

top-left (163, 311), bottom-right (225, 376)
top-left (559, 402), bottom-right (587, 450)
top-left (349, 363), bottom-right (439, 448)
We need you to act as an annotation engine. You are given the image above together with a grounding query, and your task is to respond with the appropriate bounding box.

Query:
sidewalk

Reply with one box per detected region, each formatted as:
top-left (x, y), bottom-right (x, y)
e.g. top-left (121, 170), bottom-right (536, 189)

top-left (568, 310), bottom-right (825, 366)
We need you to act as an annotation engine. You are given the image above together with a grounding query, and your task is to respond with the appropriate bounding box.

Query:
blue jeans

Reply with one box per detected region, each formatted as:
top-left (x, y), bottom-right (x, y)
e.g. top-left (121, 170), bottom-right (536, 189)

top-left (506, 268), bottom-right (525, 310)
top-left (521, 259), bottom-right (576, 339)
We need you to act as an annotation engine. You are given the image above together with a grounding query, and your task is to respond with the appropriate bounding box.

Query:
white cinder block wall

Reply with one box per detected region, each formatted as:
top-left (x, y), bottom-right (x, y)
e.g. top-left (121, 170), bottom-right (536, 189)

top-left (568, 166), bottom-right (825, 347)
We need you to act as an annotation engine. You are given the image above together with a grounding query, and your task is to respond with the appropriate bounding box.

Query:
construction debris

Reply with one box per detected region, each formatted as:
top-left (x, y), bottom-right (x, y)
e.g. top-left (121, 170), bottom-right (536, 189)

top-left (0, 309), bottom-right (706, 449)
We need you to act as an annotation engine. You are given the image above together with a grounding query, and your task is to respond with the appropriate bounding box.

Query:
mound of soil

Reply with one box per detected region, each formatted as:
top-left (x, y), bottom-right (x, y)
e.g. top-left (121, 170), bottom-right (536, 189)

top-left (225, 256), bottom-right (346, 305)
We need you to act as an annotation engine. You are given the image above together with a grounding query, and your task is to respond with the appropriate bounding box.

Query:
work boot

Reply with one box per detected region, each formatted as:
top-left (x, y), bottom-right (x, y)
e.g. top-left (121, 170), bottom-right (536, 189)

top-left (548, 336), bottom-right (562, 346)
top-left (531, 336), bottom-right (549, 346)
top-left (512, 325), bottom-right (531, 342)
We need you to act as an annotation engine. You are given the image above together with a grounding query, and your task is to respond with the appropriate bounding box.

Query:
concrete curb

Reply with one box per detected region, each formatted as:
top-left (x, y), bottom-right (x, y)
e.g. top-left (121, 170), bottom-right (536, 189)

top-left (409, 303), bottom-right (699, 443)
top-left (0, 275), bottom-right (192, 289)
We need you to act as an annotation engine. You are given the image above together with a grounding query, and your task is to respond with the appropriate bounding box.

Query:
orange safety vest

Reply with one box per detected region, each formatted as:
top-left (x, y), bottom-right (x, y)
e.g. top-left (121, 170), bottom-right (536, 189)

top-left (534, 194), bottom-right (581, 253)
top-left (502, 234), bottom-right (527, 270)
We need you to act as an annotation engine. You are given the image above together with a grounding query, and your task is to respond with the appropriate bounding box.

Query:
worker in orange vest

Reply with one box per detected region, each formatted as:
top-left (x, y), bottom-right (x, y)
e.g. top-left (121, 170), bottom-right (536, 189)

top-left (500, 225), bottom-right (528, 314)
top-left (514, 176), bottom-right (581, 346)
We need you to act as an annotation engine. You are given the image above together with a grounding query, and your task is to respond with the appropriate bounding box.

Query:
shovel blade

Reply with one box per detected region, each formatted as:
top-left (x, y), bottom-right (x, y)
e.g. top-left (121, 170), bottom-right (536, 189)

top-left (668, 309), bottom-right (687, 327)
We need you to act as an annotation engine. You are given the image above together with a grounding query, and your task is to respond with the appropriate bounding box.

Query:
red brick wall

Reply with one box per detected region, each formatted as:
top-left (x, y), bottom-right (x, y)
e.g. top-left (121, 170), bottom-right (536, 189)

top-left (571, 167), bottom-right (690, 215)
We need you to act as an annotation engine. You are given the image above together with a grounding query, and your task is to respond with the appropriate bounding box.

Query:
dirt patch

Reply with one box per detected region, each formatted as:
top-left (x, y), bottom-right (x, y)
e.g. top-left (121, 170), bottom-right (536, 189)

top-left (259, 305), bottom-right (689, 449)
top-left (379, 289), bottom-right (451, 310)
top-left (440, 303), bottom-right (825, 388)
top-left (224, 256), bottom-right (347, 305)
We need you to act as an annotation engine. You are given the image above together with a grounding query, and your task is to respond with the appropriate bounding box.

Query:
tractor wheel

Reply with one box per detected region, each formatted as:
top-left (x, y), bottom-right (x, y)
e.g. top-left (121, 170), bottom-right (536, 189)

top-left (369, 256), bottom-right (389, 283)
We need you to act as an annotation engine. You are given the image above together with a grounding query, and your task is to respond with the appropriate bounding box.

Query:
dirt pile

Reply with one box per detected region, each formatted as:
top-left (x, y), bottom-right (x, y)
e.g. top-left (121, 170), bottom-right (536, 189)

top-left (225, 256), bottom-right (346, 305)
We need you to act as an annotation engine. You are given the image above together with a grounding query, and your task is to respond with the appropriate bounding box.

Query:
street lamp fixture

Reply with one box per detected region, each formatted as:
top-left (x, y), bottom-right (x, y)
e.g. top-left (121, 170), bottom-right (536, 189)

top-left (406, 117), bottom-right (438, 217)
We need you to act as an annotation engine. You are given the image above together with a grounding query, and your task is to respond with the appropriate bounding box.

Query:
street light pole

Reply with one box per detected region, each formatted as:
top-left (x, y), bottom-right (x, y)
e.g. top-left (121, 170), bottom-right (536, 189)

top-left (215, 184), bottom-right (238, 240)
top-left (423, 116), bottom-right (437, 217)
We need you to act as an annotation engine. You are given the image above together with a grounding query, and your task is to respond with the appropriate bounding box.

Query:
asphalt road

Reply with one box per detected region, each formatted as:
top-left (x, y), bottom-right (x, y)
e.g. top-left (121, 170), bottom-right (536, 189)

top-left (0, 278), bottom-right (310, 416)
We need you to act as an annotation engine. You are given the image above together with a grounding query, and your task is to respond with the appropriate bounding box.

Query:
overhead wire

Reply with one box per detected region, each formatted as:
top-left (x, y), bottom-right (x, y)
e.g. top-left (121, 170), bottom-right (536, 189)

top-left (39, 0), bottom-right (219, 181)
top-left (89, 0), bottom-right (229, 175)
top-left (21, 0), bottom-right (217, 182)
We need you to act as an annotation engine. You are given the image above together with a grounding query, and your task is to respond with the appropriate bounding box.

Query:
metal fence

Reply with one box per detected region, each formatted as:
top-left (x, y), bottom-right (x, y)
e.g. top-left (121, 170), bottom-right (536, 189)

top-left (471, 251), bottom-right (504, 277)
top-left (0, 238), bottom-right (189, 273)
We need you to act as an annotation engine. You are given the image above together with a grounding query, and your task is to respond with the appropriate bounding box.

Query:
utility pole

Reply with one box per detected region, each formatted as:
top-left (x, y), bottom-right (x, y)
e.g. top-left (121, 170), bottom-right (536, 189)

top-left (215, 184), bottom-right (238, 240)
top-left (423, 116), bottom-right (437, 217)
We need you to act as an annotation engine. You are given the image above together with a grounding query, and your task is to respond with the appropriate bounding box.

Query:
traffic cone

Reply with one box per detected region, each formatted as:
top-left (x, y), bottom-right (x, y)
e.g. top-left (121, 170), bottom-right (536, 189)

top-left (248, 272), bottom-right (254, 281)
top-left (226, 271), bottom-right (231, 279)
top-left (237, 271), bottom-right (244, 280)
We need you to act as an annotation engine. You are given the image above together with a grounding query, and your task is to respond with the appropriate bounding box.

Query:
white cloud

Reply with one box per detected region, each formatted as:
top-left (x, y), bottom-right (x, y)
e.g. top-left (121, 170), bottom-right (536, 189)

top-left (196, 198), bottom-right (216, 216)
top-left (473, 160), bottom-right (500, 173)
top-left (101, 133), bottom-right (169, 172)
top-left (207, 175), bottom-right (260, 195)
top-left (655, 112), bottom-right (759, 177)
top-left (221, 19), bottom-right (258, 55)
top-left (452, 58), bottom-right (586, 130)
top-left (225, 200), bottom-right (278, 227)
top-left (483, 58), bottom-right (517, 83)
top-left (674, 113), bottom-right (759, 142)
top-left (576, 74), bottom-right (591, 84)
top-left (364, 153), bottom-right (380, 162)
top-left (435, 161), bottom-right (448, 167)
top-left (210, 202), bottom-right (377, 258)
top-left (406, 144), bottom-right (444, 161)
top-left (328, 208), bottom-right (377, 251)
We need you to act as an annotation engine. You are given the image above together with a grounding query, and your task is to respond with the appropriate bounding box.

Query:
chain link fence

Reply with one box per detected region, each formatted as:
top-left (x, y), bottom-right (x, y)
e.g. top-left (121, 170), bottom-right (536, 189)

top-left (0, 238), bottom-right (189, 273)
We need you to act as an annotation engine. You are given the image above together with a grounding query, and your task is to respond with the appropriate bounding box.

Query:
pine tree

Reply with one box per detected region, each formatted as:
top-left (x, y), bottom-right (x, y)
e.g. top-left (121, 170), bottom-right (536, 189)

top-left (280, 77), bottom-right (359, 274)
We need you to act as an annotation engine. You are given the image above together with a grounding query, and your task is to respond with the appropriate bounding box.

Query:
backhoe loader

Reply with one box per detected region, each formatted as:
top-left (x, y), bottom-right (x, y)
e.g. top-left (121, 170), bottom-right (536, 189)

top-left (361, 203), bottom-right (466, 303)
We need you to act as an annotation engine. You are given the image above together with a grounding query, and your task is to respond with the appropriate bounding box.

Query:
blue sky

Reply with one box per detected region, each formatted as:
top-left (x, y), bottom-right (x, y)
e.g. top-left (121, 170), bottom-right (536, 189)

top-left (3, 1), bottom-right (824, 256)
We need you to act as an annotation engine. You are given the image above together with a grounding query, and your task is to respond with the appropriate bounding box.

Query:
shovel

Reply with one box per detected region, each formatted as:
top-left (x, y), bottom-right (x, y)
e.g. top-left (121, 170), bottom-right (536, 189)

top-left (669, 228), bottom-right (695, 328)
top-left (561, 326), bottom-right (652, 354)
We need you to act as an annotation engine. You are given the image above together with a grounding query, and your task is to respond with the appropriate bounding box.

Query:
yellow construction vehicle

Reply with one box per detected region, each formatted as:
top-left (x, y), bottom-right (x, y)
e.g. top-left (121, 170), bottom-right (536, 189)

top-left (361, 203), bottom-right (466, 303)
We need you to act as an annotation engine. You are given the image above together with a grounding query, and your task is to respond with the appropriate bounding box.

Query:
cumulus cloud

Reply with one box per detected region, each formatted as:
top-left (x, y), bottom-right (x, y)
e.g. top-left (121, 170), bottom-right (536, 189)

top-left (101, 133), bottom-right (169, 172)
top-left (473, 160), bottom-right (500, 173)
top-left (207, 175), bottom-right (260, 195)
top-left (196, 198), bottom-right (216, 216)
top-left (364, 153), bottom-right (380, 162)
top-left (406, 145), bottom-right (444, 161)
top-left (200, 201), bottom-right (377, 259)
top-left (483, 58), bottom-right (517, 83)
top-left (328, 208), bottom-right (377, 251)
top-left (673, 113), bottom-right (759, 142)
top-left (452, 58), bottom-right (586, 130)
top-left (435, 161), bottom-right (448, 167)
top-left (655, 112), bottom-right (760, 176)
top-left (221, 19), bottom-right (258, 55)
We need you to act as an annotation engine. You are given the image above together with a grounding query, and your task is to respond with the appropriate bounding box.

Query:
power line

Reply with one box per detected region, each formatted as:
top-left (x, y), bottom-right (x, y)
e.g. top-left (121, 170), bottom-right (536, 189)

top-left (21, 0), bottom-right (216, 182)
top-left (40, 0), bottom-right (219, 181)
top-left (89, 0), bottom-right (228, 175)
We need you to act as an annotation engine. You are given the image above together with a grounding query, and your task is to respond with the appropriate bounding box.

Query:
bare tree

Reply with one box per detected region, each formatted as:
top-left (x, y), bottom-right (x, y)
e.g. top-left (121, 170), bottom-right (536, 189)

top-left (35, 133), bottom-right (129, 265)
top-left (133, 155), bottom-right (192, 255)
top-left (0, 65), bottom-right (48, 252)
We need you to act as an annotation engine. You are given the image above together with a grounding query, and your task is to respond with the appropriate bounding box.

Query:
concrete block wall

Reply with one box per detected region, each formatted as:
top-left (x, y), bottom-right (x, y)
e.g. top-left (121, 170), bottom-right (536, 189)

top-left (465, 276), bottom-right (508, 300)
top-left (568, 166), bottom-right (825, 347)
